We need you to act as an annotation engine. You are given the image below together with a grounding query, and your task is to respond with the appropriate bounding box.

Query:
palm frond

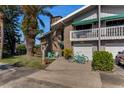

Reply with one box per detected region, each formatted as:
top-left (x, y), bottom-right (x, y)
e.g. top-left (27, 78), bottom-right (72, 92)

top-left (40, 9), bottom-right (53, 17)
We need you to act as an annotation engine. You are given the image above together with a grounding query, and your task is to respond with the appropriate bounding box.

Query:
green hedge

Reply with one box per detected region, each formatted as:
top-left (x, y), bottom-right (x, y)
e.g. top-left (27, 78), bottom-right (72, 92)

top-left (92, 51), bottom-right (114, 71)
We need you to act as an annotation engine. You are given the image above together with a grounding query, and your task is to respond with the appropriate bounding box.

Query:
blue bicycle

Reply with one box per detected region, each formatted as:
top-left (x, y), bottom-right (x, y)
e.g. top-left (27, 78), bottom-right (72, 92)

top-left (72, 53), bottom-right (89, 64)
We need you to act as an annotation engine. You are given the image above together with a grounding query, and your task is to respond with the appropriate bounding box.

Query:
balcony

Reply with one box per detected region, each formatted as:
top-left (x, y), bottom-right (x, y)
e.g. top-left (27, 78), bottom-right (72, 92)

top-left (70, 25), bottom-right (124, 41)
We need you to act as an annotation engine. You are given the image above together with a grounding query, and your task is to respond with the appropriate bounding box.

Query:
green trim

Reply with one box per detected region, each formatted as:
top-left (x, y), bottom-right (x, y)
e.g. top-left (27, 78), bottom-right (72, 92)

top-left (102, 14), bottom-right (124, 21)
top-left (72, 14), bottom-right (124, 26)
top-left (72, 19), bottom-right (97, 26)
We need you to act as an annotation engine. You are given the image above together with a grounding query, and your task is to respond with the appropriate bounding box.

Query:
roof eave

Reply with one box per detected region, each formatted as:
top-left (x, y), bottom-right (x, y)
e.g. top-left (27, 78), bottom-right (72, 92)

top-left (51, 5), bottom-right (92, 27)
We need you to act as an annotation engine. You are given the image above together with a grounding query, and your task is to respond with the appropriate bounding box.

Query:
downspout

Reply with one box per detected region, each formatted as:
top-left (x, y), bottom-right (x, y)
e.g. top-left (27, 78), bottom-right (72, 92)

top-left (0, 14), bottom-right (4, 59)
top-left (98, 5), bottom-right (101, 51)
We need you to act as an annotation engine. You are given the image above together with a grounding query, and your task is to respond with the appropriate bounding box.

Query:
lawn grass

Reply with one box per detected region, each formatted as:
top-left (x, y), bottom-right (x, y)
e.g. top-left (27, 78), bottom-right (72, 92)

top-left (0, 55), bottom-right (48, 69)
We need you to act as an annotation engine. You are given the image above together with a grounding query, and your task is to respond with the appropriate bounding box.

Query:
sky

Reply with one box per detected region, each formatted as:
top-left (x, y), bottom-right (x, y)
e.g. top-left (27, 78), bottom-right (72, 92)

top-left (40, 5), bottom-right (83, 33)
top-left (20, 5), bottom-right (83, 44)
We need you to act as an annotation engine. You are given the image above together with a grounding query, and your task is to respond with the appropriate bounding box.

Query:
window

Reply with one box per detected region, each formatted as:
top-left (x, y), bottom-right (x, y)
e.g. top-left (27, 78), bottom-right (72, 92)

top-left (75, 25), bottom-right (83, 30)
top-left (75, 24), bottom-right (92, 30)
top-left (106, 19), bottom-right (124, 27)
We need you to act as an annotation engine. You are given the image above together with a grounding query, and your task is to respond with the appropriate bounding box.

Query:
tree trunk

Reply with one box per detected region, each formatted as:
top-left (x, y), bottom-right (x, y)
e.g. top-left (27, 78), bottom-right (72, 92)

top-left (10, 36), bottom-right (16, 55)
top-left (25, 37), bottom-right (34, 56)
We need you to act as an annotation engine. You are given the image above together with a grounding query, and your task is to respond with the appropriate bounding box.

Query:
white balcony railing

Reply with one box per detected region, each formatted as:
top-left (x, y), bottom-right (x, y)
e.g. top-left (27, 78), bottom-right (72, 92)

top-left (70, 25), bottom-right (124, 41)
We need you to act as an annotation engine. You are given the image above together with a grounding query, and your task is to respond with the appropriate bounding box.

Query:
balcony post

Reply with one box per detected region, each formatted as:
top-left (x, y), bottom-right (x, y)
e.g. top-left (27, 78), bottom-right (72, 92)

top-left (98, 5), bottom-right (101, 51)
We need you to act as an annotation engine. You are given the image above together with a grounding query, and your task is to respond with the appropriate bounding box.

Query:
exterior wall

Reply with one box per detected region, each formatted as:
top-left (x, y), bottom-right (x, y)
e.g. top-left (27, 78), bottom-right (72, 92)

top-left (100, 40), bottom-right (124, 52)
top-left (73, 5), bottom-right (124, 28)
top-left (74, 6), bottom-right (98, 22)
top-left (70, 6), bottom-right (124, 59)
top-left (72, 41), bottom-right (98, 53)
top-left (101, 5), bottom-right (124, 17)
top-left (101, 39), bottom-right (124, 48)
top-left (73, 6), bottom-right (106, 29)
top-left (45, 5), bottom-right (124, 56)
top-left (72, 39), bottom-right (124, 54)
top-left (64, 24), bottom-right (74, 49)
top-left (46, 5), bottom-right (124, 59)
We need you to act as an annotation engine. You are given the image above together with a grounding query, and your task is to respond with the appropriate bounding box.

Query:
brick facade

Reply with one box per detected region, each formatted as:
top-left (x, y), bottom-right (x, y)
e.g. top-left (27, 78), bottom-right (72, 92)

top-left (64, 24), bottom-right (74, 49)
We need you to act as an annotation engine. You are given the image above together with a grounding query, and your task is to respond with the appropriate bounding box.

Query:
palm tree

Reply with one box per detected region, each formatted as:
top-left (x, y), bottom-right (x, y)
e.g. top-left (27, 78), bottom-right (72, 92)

top-left (0, 5), bottom-right (22, 56)
top-left (21, 5), bottom-right (53, 56)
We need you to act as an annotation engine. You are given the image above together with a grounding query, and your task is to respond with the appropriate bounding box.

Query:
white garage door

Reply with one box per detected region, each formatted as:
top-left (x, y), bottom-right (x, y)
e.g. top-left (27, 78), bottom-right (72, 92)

top-left (73, 46), bottom-right (93, 60)
top-left (106, 46), bottom-right (124, 59)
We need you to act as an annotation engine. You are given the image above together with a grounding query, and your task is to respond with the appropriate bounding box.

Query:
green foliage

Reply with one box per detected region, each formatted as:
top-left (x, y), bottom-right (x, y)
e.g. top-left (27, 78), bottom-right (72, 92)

top-left (21, 5), bottom-right (54, 56)
top-left (0, 5), bottom-right (22, 55)
top-left (16, 44), bottom-right (26, 54)
top-left (22, 5), bottom-right (53, 37)
top-left (63, 48), bottom-right (73, 59)
top-left (34, 45), bottom-right (41, 49)
top-left (92, 51), bottom-right (114, 71)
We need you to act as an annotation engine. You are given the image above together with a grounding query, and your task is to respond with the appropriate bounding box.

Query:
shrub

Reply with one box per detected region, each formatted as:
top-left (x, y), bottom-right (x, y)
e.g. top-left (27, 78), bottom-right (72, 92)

top-left (16, 44), bottom-right (26, 55)
top-left (34, 45), bottom-right (41, 49)
top-left (63, 48), bottom-right (73, 59)
top-left (92, 51), bottom-right (114, 71)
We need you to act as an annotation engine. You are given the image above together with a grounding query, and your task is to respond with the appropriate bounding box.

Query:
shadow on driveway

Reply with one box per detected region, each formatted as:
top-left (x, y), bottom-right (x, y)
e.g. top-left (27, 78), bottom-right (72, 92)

top-left (0, 64), bottom-right (13, 70)
top-left (118, 64), bottom-right (124, 69)
top-left (0, 62), bottom-right (23, 70)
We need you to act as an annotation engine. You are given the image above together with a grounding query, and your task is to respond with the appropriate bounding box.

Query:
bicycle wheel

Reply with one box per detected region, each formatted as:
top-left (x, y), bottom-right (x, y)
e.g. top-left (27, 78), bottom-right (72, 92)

top-left (72, 56), bottom-right (77, 63)
top-left (84, 56), bottom-right (89, 62)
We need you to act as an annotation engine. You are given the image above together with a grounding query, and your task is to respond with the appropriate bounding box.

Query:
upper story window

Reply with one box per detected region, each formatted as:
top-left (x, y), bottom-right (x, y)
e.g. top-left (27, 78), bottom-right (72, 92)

top-left (106, 19), bottom-right (124, 27)
top-left (75, 24), bottom-right (92, 30)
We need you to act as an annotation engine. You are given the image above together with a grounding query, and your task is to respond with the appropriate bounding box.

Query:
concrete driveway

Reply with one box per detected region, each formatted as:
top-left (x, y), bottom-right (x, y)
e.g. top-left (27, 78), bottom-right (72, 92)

top-left (1, 57), bottom-right (102, 88)
top-left (0, 63), bottom-right (39, 86)
top-left (1, 57), bottom-right (124, 88)
top-left (100, 65), bottom-right (124, 88)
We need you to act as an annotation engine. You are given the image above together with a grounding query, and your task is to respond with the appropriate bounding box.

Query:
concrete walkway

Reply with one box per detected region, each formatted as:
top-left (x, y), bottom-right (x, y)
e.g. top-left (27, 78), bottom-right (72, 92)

top-left (1, 57), bottom-right (102, 88)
